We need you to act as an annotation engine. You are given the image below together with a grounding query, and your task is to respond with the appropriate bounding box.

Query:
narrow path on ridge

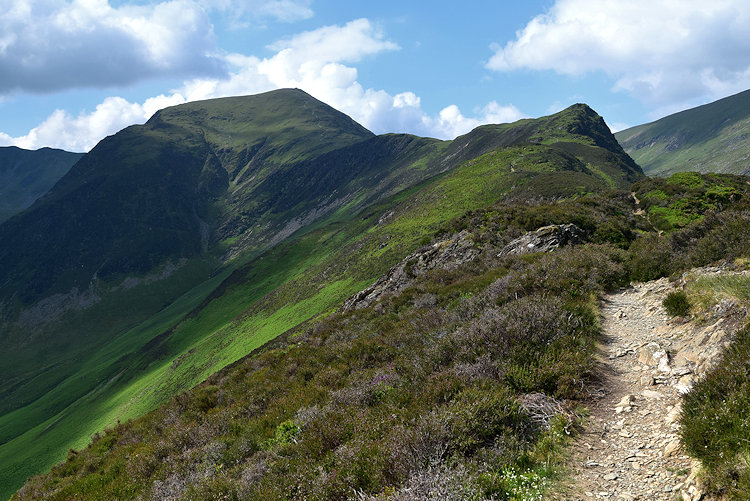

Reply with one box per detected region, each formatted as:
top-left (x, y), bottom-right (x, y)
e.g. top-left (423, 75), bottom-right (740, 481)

top-left (557, 273), bottom-right (744, 500)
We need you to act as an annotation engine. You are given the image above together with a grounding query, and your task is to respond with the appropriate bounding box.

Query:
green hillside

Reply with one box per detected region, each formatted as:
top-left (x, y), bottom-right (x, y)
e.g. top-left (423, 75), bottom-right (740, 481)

top-left (0, 146), bottom-right (83, 223)
top-left (0, 90), bottom-right (446, 443)
top-left (616, 88), bottom-right (750, 176)
top-left (0, 97), bottom-right (640, 498)
top-left (15, 170), bottom-right (750, 500)
top-left (0, 89), bottom-right (375, 307)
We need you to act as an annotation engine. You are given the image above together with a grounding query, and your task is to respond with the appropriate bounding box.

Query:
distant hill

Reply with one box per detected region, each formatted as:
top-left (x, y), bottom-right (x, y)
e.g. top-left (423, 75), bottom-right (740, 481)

top-left (0, 146), bottom-right (83, 222)
top-left (616, 89), bottom-right (750, 176)
top-left (0, 91), bottom-right (642, 498)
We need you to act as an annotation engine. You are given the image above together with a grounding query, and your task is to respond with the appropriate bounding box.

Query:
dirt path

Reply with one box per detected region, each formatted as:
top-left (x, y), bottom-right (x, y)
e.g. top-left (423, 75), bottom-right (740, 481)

top-left (559, 275), bottom-right (743, 501)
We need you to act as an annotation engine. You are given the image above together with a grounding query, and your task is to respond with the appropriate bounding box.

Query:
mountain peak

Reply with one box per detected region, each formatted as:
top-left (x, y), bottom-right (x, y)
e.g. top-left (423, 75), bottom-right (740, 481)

top-left (149, 88), bottom-right (372, 142)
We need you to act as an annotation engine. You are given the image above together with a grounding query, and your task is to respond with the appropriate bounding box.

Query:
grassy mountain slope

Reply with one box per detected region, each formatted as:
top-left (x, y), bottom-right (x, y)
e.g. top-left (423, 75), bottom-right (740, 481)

top-left (16, 171), bottom-right (750, 500)
top-left (446, 103), bottom-right (642, 189)
top-left (0, 146), bottom-right (83, 223)
top-left (0, 101), bottom-right (640, 498)
top-left (0, 89), bottom-right (375, 307)
top-left (0, 90), bottom-right (444, 431)
top-left (616, 89), bottom-right (750, 176)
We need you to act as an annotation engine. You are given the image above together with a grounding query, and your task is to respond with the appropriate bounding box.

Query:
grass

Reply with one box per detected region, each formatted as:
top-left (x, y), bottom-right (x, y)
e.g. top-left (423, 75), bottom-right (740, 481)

top-left (687, 274), bottom-right (750, 312)
top-left (632, 172), bottom-right (747, 232)
top-left (681, 324), bottom-right (750, 499)
top-left (664, 265), bottom-right (750, 498)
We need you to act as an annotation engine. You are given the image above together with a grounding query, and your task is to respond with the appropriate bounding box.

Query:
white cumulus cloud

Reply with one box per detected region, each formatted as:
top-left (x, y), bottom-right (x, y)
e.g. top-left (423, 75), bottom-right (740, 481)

top-left (487, 0), bottom-right (750, 115)
top-left (178, 19), bottom-right (524, 139)
top-left (0, 94), bottom-right (186, 152)
top-left (0, 18), bottom-right (526, 151)
top-left (0, 0), bottom-right (225, 94)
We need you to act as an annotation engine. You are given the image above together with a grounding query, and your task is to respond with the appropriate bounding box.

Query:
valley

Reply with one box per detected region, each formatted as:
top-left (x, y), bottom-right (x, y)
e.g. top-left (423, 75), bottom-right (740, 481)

top-left (0, 91), bottom-right (640, 498)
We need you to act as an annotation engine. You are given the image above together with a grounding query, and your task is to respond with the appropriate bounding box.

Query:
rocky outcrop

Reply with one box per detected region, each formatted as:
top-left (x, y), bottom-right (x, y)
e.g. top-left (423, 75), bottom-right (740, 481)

top-left (343, 231), bottom-right (479, 311)
top-left (498, 223), bottom-right (585, 256)
top-left (344, 223), bottom-right (586, 312)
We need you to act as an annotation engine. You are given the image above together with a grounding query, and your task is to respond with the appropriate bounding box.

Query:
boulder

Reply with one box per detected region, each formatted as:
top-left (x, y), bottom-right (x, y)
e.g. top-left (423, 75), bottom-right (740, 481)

top-left (498, 223), bottom-right (585, 256)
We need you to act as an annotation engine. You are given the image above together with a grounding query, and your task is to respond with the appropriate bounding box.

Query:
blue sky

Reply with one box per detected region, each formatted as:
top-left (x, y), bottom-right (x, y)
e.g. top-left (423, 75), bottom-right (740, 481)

top-left (1, 0), bottom-right (750, 152)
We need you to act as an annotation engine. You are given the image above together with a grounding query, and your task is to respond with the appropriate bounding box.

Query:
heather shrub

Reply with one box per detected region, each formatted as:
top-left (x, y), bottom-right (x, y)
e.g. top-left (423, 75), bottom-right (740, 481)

top-left (447, 384), bottom-right (527, 455)
top-left (377, 463), bottom-right (483, 501)
top-left (680, 209), bottom-right (750, 267)
top-left (681, 324), bottom-right (750, 499)
top-left (193, 384), bottom-right (219, 413)
top-left (385, 411), bottom-right (451, 480)
top-left (627, 233), bottom-right (673, 282)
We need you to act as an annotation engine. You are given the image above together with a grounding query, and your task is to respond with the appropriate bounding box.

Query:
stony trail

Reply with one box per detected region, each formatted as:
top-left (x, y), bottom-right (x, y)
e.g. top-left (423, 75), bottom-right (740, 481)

top-left (560, 272), bottom-right (747, 501)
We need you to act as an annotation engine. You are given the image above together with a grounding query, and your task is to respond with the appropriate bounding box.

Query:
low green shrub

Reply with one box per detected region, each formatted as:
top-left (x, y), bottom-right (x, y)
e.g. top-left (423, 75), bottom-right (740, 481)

top-left (627, 233), bottom-right (673, 282)
top-left (662, 290), bottom-right (690, 317)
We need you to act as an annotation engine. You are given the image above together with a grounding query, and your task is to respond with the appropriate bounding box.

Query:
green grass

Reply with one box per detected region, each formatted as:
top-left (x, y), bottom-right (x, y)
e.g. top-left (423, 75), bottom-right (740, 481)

top-left (0, 257), bottom-right (220, 437)
top-left (0, 261), bottom-right (234, 497)
top-left (632, 172), bottom-right (747, 232)
top-left (686, 273), bottom-right (750, 314)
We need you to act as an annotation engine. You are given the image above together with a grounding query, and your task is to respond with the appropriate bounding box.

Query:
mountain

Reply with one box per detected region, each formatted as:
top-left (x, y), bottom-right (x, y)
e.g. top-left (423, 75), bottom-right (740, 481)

top-left (0, 89), bottom-right (375, 306)
top-left (0, 92), bottom-right (642, 498)
top-left (616, 89), bottom-right (750, 176)
top-left (14, 169), bottom-right (750, 500)
top-left (0, 146), bottom-right (83, 223)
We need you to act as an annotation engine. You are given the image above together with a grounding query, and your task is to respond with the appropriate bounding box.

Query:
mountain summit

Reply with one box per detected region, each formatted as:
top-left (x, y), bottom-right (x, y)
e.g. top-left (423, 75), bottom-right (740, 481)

top-left (0, 89), bottom-right (376, 304)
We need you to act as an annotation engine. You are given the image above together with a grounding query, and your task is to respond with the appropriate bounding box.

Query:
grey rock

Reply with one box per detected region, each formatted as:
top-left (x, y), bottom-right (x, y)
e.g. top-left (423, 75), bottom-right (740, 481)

top-left (497, 223), bottom-right (585, 256)
top-left (342, 230), bottom-right (479, 311)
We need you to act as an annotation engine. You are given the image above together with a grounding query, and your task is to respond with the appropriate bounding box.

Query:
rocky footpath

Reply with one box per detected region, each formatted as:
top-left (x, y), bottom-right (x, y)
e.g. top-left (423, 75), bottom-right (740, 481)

top-left (562, 270), bottom-right (749, 500)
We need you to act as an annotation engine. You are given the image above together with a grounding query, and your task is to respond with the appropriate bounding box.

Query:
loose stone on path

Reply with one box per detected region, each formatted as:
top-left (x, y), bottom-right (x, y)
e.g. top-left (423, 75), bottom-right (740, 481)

top-left (556, 272), bottom-right (747, 501)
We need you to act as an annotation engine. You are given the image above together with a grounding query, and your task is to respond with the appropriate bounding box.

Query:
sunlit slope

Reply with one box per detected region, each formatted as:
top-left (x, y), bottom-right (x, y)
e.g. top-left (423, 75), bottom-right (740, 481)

top-left (616, 88), bottom-right (750, 176)
top-left (0, 90), bottom-right (443, 428)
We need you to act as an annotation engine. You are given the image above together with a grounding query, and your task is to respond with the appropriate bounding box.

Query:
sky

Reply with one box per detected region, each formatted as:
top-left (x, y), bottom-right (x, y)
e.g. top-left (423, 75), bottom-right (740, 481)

top-left (1, 0), bottom-right (750, 152)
